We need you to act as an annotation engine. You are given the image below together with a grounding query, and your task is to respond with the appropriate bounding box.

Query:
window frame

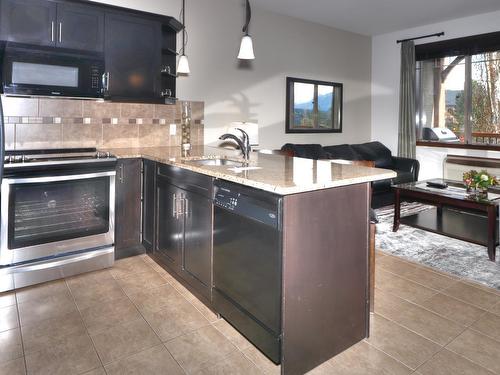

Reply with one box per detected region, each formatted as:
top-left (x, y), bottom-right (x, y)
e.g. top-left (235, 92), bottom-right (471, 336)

top-left (285, 76), bottom-right (343, 134)
top-left (416, 52), bottom-right (500, 148)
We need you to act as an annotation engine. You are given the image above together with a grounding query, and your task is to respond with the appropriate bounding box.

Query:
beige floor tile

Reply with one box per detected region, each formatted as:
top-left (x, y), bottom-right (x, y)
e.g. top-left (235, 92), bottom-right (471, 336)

top-left (0, 292), bottom-right (16, 309)
top-left (470, 311), bottom-right (500, 340)
top-left (144, 295), bottom-right (210, 342)
top-left (65, 269), bottom-right (114, 289)
top-left (462, 279), bottom-right (500, 296)
top-left (21, 311), bottom-right (86, 354)
top-left (25, 333), bottom-right (101, 375)
top-left (165, 325), bottom-right (237, 373)
top-left (15, 279), bottom-right (70, 304)
top-left (305, 360), bottom-right (335, 375)
top-left (104, 345), bottom-right (183, 375)
top-left (0, 329), bottom-right (22, 364)
top-left (446, 329), bottom-right (500, 374)
top-left (419, 293), bottom-right (486, 326)
top-left (188, 297), bottom-right (219, 323)
top-left (0, 357), bottom-right (26, 375)
top-left (115, 270), bottom-right (168, 295)
top-left (212, 319), bottom-right (252, 351)
top-left (194, 351), bottom-right (261, 375)
top-left (127, 284), bottom-right (180, 314)
top-left (401, 267), bottom-right (457, 291)
top-left (490, 301), bottom-right (500, 316)
top-left (241, 345), bottom-right (280, 375)
top-left (80, 297), bottom-right (142, 335)
top-left (17, 292), bottom-right (78, 326)
top-left (169, 277), bottom-right (195, 299)
top-left (442, 282), bottom-right (500, 310)
top-left (375, 289), bottom-right (465, 345)
top-left (327, 341), bottom-right (411, 375)
top-left (91, 317), bottom-right (160, 365)
top-left (110, 257), bottom-right (153, 279)
top-left (68, 277), bottom-right (126, 310)
top-left (376, 255), bottom-right (421, 278)
top-left (81, 367), bottom-right (106, 375)
top-left (367, 314), bottom-right (441, 369)
top-left (0, 305), bottom-right (19, 332)
top-left (375, 269), bottom-right (437, 304)
top-left (417, 349), bottom-right (495, 375)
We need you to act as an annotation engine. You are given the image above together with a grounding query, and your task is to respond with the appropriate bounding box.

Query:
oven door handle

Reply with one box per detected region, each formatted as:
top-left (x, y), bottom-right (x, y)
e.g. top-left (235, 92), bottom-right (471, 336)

top-left (2, 171), bottom-right (116, 185)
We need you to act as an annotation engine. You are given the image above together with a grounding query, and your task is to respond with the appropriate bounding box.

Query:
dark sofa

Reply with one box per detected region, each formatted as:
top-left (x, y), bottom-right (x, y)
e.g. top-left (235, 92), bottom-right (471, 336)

top-left (281, 141), bottom-right (420, 208)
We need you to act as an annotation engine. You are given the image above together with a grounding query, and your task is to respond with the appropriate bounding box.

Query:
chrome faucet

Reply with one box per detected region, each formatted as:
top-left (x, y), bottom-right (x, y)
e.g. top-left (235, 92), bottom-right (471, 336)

top-left (219, 128), bottom-right (251, 160)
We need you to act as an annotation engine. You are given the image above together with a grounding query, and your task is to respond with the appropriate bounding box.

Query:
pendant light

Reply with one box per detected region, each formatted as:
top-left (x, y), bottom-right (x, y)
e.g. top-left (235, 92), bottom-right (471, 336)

top-left (238, 0), bottom-right (255, 60)
top-left (177, 0), bottom-right (190, 74)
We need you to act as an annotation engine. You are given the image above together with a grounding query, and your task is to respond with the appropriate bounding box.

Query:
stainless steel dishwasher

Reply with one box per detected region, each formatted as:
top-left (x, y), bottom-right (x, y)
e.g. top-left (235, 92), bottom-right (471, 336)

top-left (212, 180), bottom-right (283, 364)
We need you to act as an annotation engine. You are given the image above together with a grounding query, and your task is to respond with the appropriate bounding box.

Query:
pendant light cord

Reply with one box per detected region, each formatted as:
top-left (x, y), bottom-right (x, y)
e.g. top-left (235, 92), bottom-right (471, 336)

top-left (242, 0), bottom-right (251, 35)
top-left (179, 0), bottom-right (188, 55)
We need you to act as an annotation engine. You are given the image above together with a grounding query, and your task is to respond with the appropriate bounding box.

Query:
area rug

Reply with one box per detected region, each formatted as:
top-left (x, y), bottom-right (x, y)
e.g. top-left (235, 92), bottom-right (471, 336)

top-left (375, 202), bottom-right (500, 290)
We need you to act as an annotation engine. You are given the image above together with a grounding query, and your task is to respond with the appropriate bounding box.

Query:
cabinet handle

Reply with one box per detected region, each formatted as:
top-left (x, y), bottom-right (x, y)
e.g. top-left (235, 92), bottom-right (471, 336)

top-left (101, 72), bottom-right (110, 94)
top-left (172, 194), bottom-right (177, 218)
top-left (51, 22), bottom-right (55, 42)
top-left (183, 197), bottom-right (189, 217)
top-left (118, 164), bottom-right (124, 183)
top-left (59, 22), bottom-right (62, 43)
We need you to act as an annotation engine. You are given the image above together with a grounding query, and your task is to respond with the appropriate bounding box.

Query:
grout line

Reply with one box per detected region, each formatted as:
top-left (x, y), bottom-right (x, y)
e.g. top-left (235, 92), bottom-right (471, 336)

top-left (13, 295), bottom-right (28, 374)
top-left (362, 340), bottom-right (416, 371)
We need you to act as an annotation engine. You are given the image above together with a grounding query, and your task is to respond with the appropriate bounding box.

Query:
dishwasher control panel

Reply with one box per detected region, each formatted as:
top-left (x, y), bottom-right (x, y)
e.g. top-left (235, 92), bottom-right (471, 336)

top-left (214, 186), bottom-right (239, 211)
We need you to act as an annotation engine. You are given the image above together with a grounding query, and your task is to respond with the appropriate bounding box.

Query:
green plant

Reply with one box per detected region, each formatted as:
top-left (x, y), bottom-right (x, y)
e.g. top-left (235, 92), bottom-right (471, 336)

top-left (463, 169), bottom-right (498, 190)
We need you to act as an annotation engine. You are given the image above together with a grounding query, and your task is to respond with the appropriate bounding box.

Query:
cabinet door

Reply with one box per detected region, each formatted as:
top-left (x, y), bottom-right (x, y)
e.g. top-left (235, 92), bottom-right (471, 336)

top-left (104, 13), bottom-right (161, 100)
top-left (56, 3), bottom-right (104, 52)
top-left (156, 178), bottom-right (182, 266)
top-left (115, 158), bottom-right (143, 259)
top-left (182, 190), bottom-right (213, 296)
top-left (142, 159), bottom-right (156, 252)
top-left (0, 0), bottom-right (56, 46)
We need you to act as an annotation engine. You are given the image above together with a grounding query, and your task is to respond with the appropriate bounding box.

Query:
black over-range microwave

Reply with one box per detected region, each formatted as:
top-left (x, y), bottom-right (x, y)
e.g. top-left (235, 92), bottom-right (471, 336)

top-left (2, 44), bottom-right (105, 99)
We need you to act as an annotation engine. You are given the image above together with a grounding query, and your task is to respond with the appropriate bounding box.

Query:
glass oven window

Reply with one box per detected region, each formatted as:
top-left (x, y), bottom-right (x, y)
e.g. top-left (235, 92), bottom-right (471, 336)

top-left (8, 177), bottom-right (110, 250)
top-left (12, 62), bottom-right (79, 87)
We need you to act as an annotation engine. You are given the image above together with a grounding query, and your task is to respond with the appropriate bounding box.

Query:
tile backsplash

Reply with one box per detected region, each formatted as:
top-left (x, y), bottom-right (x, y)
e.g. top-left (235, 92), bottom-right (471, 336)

top-left (1, 96), bottom-right (204, 150)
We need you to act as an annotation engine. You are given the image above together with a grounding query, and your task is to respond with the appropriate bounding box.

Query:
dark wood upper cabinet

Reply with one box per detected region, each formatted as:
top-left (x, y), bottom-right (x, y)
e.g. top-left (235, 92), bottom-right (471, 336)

top-left (56, 2), bottom-right (104, 52)
top-left (0, 0), bottom-right (56, 46)
top-left (104, 13), bottom-right (162, 100)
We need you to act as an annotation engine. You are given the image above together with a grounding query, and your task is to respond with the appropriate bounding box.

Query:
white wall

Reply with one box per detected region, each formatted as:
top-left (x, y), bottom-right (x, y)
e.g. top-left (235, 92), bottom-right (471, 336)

top-left (92, 0), bottom-right (372, 149)
top-left (372, 10), bottom-right (500, 154)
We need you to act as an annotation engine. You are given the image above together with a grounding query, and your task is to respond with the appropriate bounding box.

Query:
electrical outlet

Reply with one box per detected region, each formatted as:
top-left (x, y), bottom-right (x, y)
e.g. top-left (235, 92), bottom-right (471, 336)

top-left (170, 124), bottom-right (176, 136)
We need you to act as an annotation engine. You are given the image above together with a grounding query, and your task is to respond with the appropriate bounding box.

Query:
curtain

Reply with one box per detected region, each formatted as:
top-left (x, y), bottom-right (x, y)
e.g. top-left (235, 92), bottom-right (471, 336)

top-left (398, 40), bottom-right (416, 159)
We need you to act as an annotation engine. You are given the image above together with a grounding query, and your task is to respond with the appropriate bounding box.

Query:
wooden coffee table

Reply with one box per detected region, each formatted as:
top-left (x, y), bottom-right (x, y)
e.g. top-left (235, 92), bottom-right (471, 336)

top-left (393, 179), bottom-right (500, 261)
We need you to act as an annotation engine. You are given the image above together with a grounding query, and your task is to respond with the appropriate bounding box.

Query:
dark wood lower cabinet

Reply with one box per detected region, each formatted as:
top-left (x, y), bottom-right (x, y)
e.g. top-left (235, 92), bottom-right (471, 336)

top-left (142, 159), bottom-right (156, 252)
top-left (115, 158), bottom-right (144, 260)
top-left (153, 164), bottom-right (213, 300)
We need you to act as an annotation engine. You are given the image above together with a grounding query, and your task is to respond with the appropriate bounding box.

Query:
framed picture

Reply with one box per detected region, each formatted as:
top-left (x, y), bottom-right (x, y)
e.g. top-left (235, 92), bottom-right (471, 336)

top-left (285, 77), bottom-right (343, 133)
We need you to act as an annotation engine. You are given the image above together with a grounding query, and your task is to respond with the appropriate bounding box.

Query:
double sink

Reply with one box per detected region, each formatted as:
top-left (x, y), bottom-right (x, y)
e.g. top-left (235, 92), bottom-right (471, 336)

top-left (185, 157), bottom-right (262, 171)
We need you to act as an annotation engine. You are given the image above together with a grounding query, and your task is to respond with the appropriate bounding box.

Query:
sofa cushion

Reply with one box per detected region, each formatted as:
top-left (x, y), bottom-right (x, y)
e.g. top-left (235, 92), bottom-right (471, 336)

top-left (372, 178), bottom-right (392, 192)
top-left (323, 144), bottom-right (361, 161)
top-left (281, 143), bottom-right (330, 160)
top-left (351, 141), bottom-right (394, 169)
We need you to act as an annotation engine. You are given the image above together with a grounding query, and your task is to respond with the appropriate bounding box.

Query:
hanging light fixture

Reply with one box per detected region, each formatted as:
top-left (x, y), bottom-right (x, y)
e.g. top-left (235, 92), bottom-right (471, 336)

top-left (177, 0), bottom-right (190, 74)
top-left (238, 0), bottom-right (255, 60)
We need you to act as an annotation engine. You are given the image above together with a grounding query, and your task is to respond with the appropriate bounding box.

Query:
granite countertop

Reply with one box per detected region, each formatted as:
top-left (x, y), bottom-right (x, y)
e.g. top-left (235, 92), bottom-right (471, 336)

top-left (101, 146), bottom-right (397, 195)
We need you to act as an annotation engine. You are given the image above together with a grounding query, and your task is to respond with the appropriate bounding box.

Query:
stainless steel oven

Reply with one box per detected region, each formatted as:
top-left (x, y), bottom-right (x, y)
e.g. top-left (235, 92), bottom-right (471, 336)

top-left (0, 148), bottom-right (116, 291)
top-left (2, 44), bottom-right (104, 99)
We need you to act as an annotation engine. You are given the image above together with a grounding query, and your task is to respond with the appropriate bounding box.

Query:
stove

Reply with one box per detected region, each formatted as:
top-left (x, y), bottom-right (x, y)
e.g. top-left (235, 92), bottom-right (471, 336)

top-left (0, 148), bottom-right (116, 292)
top-left (4, 148), bottom-right (116, 171)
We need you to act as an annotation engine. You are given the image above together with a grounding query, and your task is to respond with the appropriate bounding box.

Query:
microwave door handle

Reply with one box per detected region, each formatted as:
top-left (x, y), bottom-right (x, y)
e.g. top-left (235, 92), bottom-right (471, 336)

top-left (102, 72), bottom-right (110, 94)
top-left (59, 22), bottom-right (62, 43)
top-left (51, 21), bottom-right (55, 42)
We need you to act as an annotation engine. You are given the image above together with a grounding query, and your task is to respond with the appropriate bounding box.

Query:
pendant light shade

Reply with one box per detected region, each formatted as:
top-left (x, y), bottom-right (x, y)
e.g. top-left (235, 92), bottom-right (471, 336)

top-left (238, 0), bottom-right (255, 60)
top-left (177, 0), bottom-right (190, 74)
top-left (238, 35), bottom-right (255, 60)
top-left (177, 54), bottom-right (190, 74)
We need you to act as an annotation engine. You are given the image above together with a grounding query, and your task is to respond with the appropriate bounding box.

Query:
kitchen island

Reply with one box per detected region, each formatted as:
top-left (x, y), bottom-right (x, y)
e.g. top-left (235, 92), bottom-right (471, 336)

top-left (103, 146), bottom-right (395, 375)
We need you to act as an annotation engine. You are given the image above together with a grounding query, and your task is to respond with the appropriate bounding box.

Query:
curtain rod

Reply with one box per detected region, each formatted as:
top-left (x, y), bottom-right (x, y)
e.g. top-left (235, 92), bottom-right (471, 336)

top-left (396, 32), bottom-right (444, 44)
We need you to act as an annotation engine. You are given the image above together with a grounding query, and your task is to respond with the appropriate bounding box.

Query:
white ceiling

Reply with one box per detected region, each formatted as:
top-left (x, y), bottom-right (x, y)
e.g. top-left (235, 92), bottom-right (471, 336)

top-left (248, 0), bottom-right (500, 36)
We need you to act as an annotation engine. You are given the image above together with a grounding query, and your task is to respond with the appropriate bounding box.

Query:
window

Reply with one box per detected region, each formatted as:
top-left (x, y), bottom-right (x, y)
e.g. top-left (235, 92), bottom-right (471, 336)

top-left (415, 32), bottom-right (500, 146)
top-left (286, 77), bottom-right (342, 133)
